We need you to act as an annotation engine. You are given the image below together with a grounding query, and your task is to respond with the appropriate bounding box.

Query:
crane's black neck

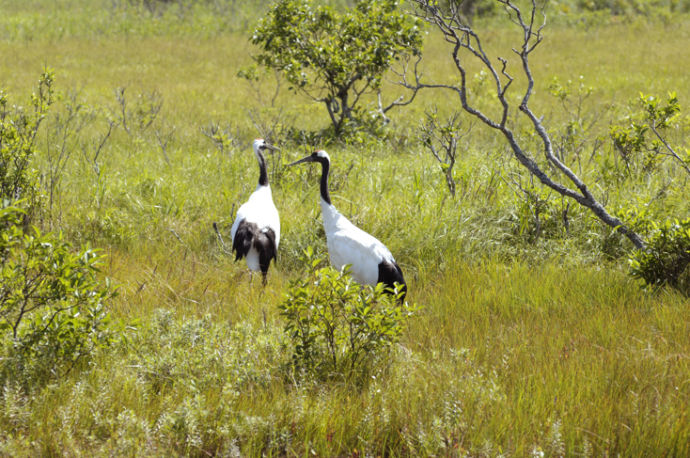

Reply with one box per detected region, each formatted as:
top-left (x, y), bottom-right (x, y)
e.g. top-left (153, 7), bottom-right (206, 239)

top-left (257, 151), bottom-right (269, 187)
top-left (318, 158), bottom-right (331, 205)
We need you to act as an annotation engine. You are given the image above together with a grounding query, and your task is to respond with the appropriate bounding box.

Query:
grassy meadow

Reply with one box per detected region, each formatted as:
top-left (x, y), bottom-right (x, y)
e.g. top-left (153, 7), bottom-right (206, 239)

top-left (1, 0), bottom-right (689, 456)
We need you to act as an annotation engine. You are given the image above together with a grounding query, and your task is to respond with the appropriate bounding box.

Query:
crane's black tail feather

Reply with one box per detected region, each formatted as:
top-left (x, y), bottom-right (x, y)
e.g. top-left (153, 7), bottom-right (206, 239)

top-left (378, 260), bottom-right (407, 301)
top-left (232, 220), bottom-right (256, 261)
top-left (232, 220), bottom-right (277, 282)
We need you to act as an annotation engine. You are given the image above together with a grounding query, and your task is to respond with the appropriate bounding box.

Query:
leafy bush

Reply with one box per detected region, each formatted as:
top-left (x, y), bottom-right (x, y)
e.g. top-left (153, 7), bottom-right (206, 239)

top-left (609, 92), bottom-right (689, 176)
top-left (0, 205), bottom-right (115, 387)
top-left (278, 249), bottom-right (414, 384)
top-left (251, 0), bottom-right (423, 136)
top-left (629, 218), bottom-right (690, 295)
top-left (0, 75), bottom-right (115, 389)
top-left (0, 70), bottom-right (55, 221)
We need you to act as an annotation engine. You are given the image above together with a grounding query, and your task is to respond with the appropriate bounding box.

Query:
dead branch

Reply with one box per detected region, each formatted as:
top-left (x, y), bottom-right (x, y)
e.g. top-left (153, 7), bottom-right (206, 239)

top-left (650, 122), bottom-right (690, 176)
top-left (409, 0), bottom-right (646, 249)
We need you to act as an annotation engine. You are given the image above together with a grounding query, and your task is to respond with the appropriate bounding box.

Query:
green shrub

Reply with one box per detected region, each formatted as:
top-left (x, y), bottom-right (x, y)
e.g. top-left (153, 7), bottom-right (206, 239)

top-left (251, 0), bottom-right (423, 136)
top-left (278, 248), bottom-right (414, 384)
top-left (0, 69), bottom-right (55, 221)
top-left (609, 92), bottom-right (688, 176)
top-left (0, 205), bottom-right (115, 388)
top-left (0, 72), bottom-right (115, 388)
top-left (629, 218), bottom-right (690, 295)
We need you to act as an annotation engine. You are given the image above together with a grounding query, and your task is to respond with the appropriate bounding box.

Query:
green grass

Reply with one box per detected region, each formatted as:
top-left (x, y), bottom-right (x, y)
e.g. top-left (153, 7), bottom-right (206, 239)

top-left (1, 1), bottom-right (689, 456)
top-left (2, 260), bottom-right (687, 455)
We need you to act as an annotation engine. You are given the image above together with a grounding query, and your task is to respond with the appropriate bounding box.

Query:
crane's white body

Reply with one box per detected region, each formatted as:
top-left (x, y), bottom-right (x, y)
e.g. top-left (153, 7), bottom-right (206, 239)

top-left (289, 149), bottom-right (405, 298)
top-left (320, 198), bottom-right (395, 286)
top-left (231, 184), bottom-right (280, 271)
top-left (229, 138), bottom-right (280, 278)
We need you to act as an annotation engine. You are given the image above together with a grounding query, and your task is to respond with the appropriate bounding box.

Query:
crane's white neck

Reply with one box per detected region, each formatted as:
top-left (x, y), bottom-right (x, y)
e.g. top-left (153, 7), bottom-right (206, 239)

top-left (320, 198), bottom-right (341, 234)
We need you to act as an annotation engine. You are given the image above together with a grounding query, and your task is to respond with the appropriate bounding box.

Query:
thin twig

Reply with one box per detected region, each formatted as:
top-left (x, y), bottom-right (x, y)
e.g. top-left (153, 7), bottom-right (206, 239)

top-left (650, 123), bottom-right (690, 176)
top-left (213, 222), bottom-right (233, 256)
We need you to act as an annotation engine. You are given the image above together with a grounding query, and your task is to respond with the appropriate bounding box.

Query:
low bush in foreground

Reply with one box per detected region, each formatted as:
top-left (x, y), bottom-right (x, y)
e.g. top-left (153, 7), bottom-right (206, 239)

top-left (0, 205), bottom-right (115, 389)
top-left (279, 249), bottom-right (414, 385)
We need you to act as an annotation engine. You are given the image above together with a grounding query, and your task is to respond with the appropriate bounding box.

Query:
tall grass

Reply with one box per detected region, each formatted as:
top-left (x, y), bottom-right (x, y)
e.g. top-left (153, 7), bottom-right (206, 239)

top-left (1, 259), bottom-right (687, 455)
top-left (0, 1), bottom-right (689, 455)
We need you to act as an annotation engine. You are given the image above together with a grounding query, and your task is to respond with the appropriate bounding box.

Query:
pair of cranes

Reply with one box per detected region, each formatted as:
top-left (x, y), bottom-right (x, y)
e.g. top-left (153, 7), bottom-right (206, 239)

top-left (226, 138), bottom-right (406, 300)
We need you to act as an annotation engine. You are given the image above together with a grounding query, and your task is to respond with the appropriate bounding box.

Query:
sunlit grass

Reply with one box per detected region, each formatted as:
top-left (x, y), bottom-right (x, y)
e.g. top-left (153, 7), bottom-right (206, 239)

top-left (0, 2), bottom-right (689, 456)
top-left (2, 257), bottom-right (688, 455)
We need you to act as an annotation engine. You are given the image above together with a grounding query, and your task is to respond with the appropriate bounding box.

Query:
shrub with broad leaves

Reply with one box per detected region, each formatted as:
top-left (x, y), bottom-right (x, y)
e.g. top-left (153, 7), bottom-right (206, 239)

top-left (0, 204), bottom-right (115, 387)
top-left (629, 218), bottom-right (690, 296)
top-left (279, 248), bottom-right (414, 384)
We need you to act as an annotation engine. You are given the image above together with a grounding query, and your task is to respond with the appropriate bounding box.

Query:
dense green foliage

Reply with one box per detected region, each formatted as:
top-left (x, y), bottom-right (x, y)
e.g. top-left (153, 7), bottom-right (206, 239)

top-left (280, 249), bottom-right (411, 382)
top-left (630, 218), bottom-right (690, 294)
top-left (251, 0), bottom-right (423, 135)
top-left (0, 0), bottom-right (688, 455)
top-left (0, 205), bottom-right (114, 389)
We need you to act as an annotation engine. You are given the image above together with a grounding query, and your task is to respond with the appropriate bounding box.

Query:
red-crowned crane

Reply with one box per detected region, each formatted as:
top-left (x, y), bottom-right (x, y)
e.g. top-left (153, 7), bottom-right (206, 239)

top-left (229, 138), bottom-right (280, 285)
top-left (288, 150), bottom-right (406, 300)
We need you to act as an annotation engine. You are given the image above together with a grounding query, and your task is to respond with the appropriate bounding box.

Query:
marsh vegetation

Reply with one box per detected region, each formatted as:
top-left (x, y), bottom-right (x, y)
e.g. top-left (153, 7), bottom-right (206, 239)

top-left (0, 0), bottom-right (689, 455)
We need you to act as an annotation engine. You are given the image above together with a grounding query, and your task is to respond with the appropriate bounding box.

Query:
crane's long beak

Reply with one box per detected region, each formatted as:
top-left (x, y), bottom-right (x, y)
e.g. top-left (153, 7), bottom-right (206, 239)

top-left (287, 156), bottom-right (314, 166)
top-left (264, 143), bottom-right (280, 152)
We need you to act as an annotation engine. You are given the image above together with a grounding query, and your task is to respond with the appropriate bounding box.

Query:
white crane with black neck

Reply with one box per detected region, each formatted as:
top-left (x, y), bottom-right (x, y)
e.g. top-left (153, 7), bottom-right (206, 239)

top-left (289, 150), bottom-right (406, 300)
top-left (221, 138), bottom-right (280, 285)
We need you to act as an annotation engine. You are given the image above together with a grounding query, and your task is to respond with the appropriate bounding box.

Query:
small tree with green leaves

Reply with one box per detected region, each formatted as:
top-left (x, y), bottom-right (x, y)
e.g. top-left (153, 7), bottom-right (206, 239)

top-left (0, 205), bottom-right (115, 387)
top-left (279, 248), bottom-right (413, 384)
top-left (250, 0), bottom-right (423, 136)
top-left (610, 92), bottom-right (689, 176)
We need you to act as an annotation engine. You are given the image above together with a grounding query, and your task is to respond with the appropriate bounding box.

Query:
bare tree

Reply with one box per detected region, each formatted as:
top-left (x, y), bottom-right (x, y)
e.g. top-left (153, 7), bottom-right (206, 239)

top-left (408, 0), bottom-right (646, 249)
top-left (419, 109), bottom-right (473, 197)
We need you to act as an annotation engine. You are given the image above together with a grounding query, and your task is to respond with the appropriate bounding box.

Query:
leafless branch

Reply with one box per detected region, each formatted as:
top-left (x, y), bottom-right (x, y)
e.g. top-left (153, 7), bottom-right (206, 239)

top-left (82, 118), bottom-right (117, 177)
top-left (379, 55), bottom-right (428, 122)
top-left (115, 87), bottom-right (129, 134)
top-left (650, 122), bottom-right (690, 176)
top-left (212, 221), bottom-right (233, 256)
top-left (410, 0), bottom-right (646, 249)
top-left (154, 126), bottom-right (175, 165)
